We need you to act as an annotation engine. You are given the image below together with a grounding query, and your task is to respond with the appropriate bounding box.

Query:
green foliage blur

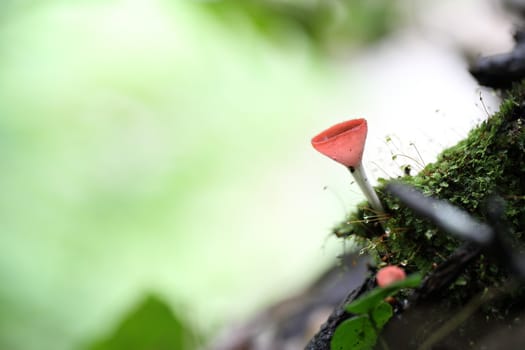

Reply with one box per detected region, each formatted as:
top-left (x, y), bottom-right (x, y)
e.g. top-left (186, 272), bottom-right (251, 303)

top-left (88, 295), bottom-right (199, 350)
top-left (0, 0), bottom-right (400, 349)
top-left (199, 0), bottom-right (400, 50)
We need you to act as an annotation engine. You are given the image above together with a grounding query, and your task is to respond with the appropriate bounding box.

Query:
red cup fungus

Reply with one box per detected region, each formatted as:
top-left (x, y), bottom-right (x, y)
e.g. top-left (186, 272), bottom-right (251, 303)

top-left (311, 118), bottom-right (368, 169)
top-left (311, 118), bottom-right (384, 213)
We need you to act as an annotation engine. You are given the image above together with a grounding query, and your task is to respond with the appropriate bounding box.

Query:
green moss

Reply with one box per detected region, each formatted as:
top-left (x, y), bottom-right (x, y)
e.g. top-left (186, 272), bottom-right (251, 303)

top-left (334, 81), bottom-right (525, 307)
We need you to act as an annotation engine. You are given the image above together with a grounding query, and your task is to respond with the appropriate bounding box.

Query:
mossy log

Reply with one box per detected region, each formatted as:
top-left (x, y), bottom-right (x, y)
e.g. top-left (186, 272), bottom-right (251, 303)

top-left (308, 83), bottom-right (525, 349)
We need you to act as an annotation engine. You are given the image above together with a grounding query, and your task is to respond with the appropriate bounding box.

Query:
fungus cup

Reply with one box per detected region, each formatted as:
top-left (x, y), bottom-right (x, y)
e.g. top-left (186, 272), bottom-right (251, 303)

top-left (376, 265), bottom-right (406, 287)
top-left (311, 118), bottom-right (384, 213)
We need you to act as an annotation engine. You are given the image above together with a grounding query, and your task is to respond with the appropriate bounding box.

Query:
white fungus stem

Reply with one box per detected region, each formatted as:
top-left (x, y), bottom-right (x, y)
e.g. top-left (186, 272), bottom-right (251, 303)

top-left (348, 163), bottom-right (384, 213)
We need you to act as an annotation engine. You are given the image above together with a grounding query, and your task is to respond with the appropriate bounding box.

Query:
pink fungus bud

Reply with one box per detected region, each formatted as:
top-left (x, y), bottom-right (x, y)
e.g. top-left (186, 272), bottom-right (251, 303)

top-left (376, 265), bottom-right (406, 287)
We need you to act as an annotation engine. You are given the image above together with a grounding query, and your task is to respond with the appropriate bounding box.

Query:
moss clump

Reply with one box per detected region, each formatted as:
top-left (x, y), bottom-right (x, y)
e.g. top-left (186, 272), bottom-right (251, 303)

top-left (334, 82), bottom-right (525, 307)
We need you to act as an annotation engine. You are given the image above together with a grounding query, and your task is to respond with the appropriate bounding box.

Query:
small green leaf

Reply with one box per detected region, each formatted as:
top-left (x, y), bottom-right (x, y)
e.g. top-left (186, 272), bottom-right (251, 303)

top-left (371, 301), bottom-right (393, 329)
top-left (330, 315), bottom-right (376, 350)
top-left (346, 273), bottom-right (421, 314)
top-left (331, 302), bottom-right (394, 350)
top-left (345, 288), bottom-right (389, 315)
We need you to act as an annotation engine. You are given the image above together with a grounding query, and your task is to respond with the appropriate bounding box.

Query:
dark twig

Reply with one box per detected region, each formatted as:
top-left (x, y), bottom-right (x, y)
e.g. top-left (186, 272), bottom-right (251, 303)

top-left (305, 276), bottom-right (376, 350)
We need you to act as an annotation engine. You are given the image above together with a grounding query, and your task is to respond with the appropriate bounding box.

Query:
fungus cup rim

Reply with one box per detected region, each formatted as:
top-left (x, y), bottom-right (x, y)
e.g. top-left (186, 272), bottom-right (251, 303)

top-left (311, 118), bottom-right (367, 146)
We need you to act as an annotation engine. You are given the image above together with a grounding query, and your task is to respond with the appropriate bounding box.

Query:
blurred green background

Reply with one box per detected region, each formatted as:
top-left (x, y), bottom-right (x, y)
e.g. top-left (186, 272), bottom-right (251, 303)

top-left (1, 0), bottom-right (488, 349)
